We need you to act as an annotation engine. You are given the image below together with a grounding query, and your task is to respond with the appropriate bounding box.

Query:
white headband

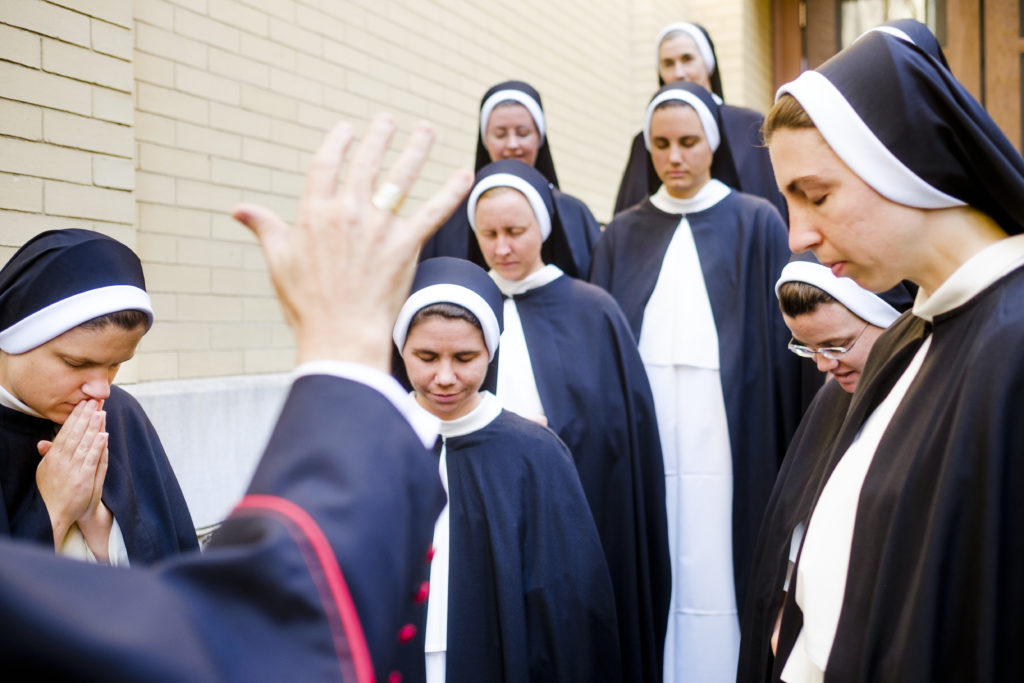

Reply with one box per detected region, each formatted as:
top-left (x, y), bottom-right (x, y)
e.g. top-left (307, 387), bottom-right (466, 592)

top-left (655, 22), bottom-right (716, 76)
top-left (479, 90), bottom-right (546, 144)
top-left (775, 261), bottom-right (900, 328)
top-left (0, 285), bottom-right (153, 354)
top-left (860, 26), bottom-right (914, 45)
top-left (393, 284), bottom-right (502, 361)
top-left (466, 173), bottom-right (552, 242)
top-left (776, 71), bottom-right (965, 209)
top-left (643, 89), bottom-right (720, 152)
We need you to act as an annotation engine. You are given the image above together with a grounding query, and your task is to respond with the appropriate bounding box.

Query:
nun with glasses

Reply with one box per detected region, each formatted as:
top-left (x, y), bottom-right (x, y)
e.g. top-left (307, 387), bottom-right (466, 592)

top-left (737, 257), bottom-right (914, 683)
top-left (591, 81), bottom-right (803, 683)
top-left (612, 22), bottom-right (786, 219)
top-left (763, 25), bottom-right (1024, 682)
top-left (419, 80), bottom-right (601, 279)
top-left (392, 257), bottom-right (620, 683)
top-left (0, 229), bottom-right (197, 565)
top-left (464, 159), bottom-right (671, 682)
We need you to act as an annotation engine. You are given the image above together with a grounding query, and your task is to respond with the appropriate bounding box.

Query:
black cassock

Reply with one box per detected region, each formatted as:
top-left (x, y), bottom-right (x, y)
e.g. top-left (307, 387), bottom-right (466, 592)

top-left (590, 191), bottom-right (803, 614)
top-left (1, 385), bottom-right (198, 563)
top-left (411, 407), bottom-right (621, 683)
top-left (0, 374), bottom-right (446, 681)
top-left (612, 105), bottom-right (786, 219)
top-left (505, 273), bottom-right (671, 683)
top-left (773, 264), bottom-right (1024, 682)
top-left (736, 378), bottom-right (852, 683)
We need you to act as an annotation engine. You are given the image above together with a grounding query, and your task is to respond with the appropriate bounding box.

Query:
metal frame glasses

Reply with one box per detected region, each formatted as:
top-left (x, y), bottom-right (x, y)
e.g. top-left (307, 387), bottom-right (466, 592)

top-left (787, 322), bottom-right (870, 360)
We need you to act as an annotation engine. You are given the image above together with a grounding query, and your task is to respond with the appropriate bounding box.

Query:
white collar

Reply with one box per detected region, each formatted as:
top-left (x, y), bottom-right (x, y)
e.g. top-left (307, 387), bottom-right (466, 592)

top-left (0, 383), bottom-right (44, 418)
top-left (437, 391), bottom-right (503, 438)
top-left (649, 178), bottom-right (731, 215)
top-left (489, 264), bottom-right (563, 296)
top-left (913, 234), bottom-right (1024, 322)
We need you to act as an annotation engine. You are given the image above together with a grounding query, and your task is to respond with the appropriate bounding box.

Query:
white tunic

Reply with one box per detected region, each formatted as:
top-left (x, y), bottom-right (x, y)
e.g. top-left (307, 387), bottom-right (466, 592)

top-left (782, 233), bottom-right (1024, 681)
top-left (641, 181), bottom-right (742, 683)
top-left (423, 391), bottom-right (503, 683)
top-left (490, 265), bottom-right (563, 423)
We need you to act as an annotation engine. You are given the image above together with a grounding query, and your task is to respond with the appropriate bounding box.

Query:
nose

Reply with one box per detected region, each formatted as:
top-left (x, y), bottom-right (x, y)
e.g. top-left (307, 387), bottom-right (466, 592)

top-left (670, 62), bottom-right (687, 82)
top-left (81, 372), bottom-right (111, 401)
top-left (506, 133), bottom-right (520, 151)
top-left (786, 205), bottom-right (821, 253)
top-left (814, 354), bottom-right (839, 373)
top-left (668, 143), bottom-right (683, 165)
top-left (494, 233), bottom-right (512, 256)
top-left (435, 360), bottom-right (455, 386)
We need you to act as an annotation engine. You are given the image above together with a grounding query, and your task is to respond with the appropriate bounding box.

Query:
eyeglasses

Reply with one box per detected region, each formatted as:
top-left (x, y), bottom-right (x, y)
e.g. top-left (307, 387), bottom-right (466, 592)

top-left (788, 322), bottom-right (870, 360)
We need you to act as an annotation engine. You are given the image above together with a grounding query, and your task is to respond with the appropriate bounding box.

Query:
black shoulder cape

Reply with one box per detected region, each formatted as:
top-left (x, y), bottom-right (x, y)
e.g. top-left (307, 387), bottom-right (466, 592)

top-left (590, 193), bottom-right (804, 612)
top-left (611, 106), bottom-right (786, 220)
top-left (736, 378), bottom-right (852, 683)
top-left (510, 274), bottom-right (671, 682)
top-left (774, 265), bottom-right (1024, 682)
top-left (0, 385), bottom-right (197, 563)
top-left (407, 408), bottom-right (622, 683)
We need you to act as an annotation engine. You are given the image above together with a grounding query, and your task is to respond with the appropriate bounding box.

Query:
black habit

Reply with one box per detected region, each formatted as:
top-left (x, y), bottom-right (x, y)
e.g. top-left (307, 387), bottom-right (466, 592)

top-left (590, 191), bottom-right (803, 613)
top-left (507, 273), bottom-right (671, 683)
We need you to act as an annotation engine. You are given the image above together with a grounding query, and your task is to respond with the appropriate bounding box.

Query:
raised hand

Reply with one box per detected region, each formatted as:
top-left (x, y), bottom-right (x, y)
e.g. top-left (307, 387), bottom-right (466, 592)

top-left (232, 114), bottom-right (473, 371)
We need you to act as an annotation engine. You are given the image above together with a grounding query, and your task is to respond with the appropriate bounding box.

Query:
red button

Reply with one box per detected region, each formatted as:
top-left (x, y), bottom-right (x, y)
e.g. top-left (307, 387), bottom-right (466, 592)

top-left (388, 672), bottom-right (402, 683)
top-left (425, 545), bottom-right (435, 562)
top-left (398, 623), bottom-right (417, 643)
top-left (414, 581), bottom-right (430, 603)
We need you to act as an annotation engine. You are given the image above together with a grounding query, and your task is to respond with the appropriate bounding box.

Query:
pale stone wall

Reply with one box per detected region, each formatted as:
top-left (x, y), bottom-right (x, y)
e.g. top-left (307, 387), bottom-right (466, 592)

top-left (0, 0), bottom-right (777, 523)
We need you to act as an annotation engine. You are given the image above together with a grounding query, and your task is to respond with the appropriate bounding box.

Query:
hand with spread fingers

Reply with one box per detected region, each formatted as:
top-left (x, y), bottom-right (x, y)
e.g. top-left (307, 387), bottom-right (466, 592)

top-left (232, 114), bottom-right (474, 371)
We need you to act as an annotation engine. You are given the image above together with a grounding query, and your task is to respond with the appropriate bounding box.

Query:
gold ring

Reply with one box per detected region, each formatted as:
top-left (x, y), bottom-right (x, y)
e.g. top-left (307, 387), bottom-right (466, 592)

top-left (371, 183), bottom-right (404, 213)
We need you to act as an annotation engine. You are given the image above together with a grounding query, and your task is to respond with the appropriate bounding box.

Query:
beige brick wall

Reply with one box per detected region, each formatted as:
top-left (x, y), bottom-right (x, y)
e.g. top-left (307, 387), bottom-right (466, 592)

top-left (1, 0), bottom-right (777, 384)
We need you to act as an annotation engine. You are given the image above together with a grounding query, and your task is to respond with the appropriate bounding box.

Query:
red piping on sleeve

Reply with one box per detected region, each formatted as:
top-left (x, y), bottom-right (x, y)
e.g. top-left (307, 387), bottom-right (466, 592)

top-left (236, 494), bottom-right (375, 683)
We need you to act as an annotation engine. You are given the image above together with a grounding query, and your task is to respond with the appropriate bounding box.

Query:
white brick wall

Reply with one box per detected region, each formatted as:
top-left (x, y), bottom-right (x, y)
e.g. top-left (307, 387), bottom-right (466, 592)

top-left (2, 0), bottom-right (776, 386)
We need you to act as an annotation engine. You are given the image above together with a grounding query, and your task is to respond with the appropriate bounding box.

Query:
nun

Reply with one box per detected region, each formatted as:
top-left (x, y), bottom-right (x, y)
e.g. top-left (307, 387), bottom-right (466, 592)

top-left (763, 27), bottom-right (1024, 681)
top-left (419, 80), bottom-right (601, 278)
top-left (737, 257), bottom-right (912, 683)
top-left (590, 81), bottom-right (803, 683)
top-left (0, 229), bottom-right (197, 565)
top-left (612, 22), bottom-right (786, 218)
top-left (466, 159), bottom-right (671, 682)
top-left (393, 257), bottom-right (621, 683)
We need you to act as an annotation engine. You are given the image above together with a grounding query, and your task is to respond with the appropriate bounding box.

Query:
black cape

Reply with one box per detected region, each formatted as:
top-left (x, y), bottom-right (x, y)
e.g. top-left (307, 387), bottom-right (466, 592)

top-left (408, 408), bottom-right (622, 683)
top-left (507, 273), bottom-right (671, 683)
top-left (1, 385), bottom-right (198, 563)
top-left (419, 189), bottom-right (600, 280)
top-left (736, 378), bottom-right (853, 683)
top-left (612, 105), bottom-right (786, 219)
top-left (590, 192), bottom-right (804, 613)
top-left (773, 265), bottom-right (1024, 682)
top-left (0, 375), bottom-right (447, 681)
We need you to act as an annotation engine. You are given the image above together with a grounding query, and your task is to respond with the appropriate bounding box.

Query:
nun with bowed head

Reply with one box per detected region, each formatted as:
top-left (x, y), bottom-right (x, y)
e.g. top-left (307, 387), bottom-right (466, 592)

top-left (419, 80), bottom-right (601, 279)
top-left (591, 80), bottom-right (803, 683)
top-left (737, 255), bottom-right (914, 683)
top-left (467, 159), bottom-right (671, 682)
top-left (392, 256), bottom-right (621, 683)
top-left (763, 24), bottom-right (1024, 682)
top-left (612, 22), bottom-right (786, 218)
top-left (0, 229), bottom-right (197, 565)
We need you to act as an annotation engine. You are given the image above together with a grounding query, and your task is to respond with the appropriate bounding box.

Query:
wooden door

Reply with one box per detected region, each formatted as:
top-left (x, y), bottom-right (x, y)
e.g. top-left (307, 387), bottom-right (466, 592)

top-left (773, 0), bottom-right (1023, 150)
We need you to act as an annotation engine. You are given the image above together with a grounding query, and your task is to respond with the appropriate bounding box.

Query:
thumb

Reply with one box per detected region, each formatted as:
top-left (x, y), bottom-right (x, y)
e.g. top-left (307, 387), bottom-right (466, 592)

top-left (37, 440), bottom-right (52, 457)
